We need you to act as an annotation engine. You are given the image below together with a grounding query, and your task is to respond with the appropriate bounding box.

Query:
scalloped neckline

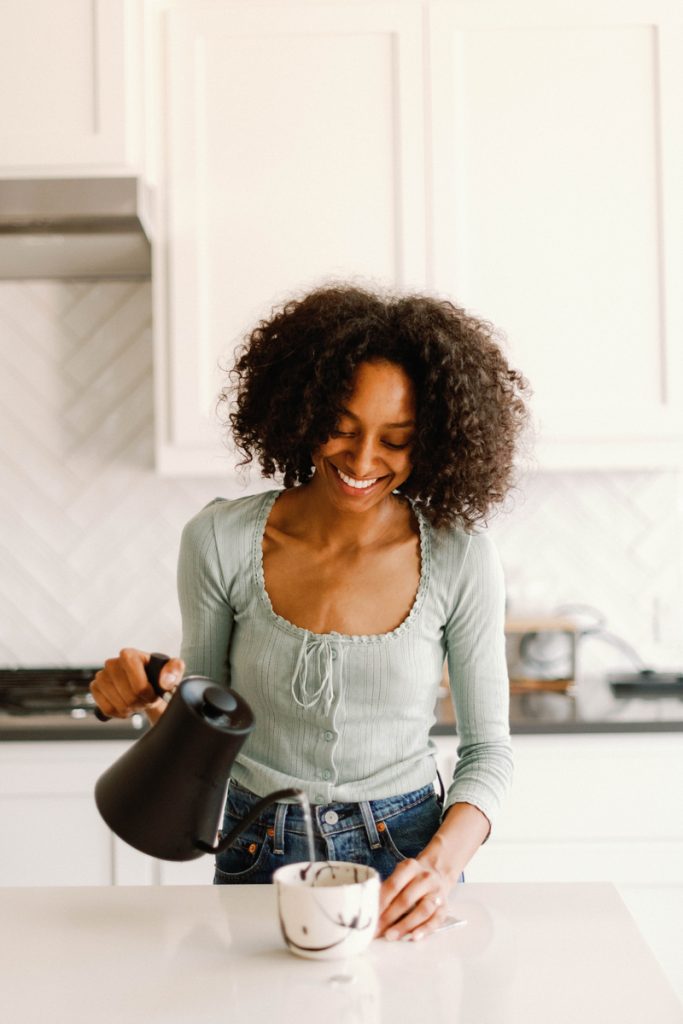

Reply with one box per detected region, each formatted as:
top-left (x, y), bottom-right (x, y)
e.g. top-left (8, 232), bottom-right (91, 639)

top-left (252, 489), bottom-right (430, 643)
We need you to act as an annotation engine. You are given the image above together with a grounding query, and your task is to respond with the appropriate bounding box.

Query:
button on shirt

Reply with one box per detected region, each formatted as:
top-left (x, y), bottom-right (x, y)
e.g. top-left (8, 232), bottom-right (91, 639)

top-left (178, 490), bottom-right (512, 828)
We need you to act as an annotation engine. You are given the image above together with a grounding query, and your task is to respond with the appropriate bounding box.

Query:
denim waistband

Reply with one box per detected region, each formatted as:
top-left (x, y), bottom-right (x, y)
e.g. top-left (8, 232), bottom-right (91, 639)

top-left (227, 778), bottom-right (440, 854)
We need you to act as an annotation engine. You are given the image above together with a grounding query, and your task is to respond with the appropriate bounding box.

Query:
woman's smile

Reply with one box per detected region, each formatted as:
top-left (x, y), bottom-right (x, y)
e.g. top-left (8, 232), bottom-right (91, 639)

top-left (331, 464), bottom-right (388, 495)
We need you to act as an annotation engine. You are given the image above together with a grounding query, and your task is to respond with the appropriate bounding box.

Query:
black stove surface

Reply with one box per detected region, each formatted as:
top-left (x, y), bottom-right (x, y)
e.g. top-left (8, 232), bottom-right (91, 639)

top-left (0, 667), bottom-right (99, 712)
top-left (0, 667), bottom-right (147, 739)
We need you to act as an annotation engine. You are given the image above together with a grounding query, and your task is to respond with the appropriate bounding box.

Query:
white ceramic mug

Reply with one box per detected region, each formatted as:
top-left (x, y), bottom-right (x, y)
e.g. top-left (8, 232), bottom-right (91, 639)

top-left (273, 861), bottom-right (380, 960)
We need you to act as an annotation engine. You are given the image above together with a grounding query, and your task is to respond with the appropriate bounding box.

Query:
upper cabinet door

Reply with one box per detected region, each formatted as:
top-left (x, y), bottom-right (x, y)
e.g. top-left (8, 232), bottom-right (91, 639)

top-left (430, 0), bottom-right (683, 469)
top-left (1, 0), bottom-right (140, 172)
top-left (151, 0), bottom-right (426, 476)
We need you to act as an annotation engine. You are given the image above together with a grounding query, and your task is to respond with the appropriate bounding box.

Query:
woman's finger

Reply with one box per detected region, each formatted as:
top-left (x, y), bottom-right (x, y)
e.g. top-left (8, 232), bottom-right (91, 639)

top-left (90, 650), bottom-right (151, 717)
top-left (377, 862), bottom-right (439, 935)
top-left (384, 893), bottom-right (446, 942)
top-left (378, 857), bottom-right (420, 917)
top-left (119, 648), bottom-right (161, 704)
top-left (89, 673), bottom-right (120, 718)
top-left (91, 661), bottom-right (134, 718)
top-left (158, 658), bottom-right (185, 693)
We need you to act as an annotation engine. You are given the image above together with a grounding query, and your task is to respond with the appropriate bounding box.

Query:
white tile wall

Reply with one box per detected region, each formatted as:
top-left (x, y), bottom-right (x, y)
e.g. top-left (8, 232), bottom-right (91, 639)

top-left (1, 281), bottom-right (682, 671)
top-left (489, 469), bottom-right (683, 671)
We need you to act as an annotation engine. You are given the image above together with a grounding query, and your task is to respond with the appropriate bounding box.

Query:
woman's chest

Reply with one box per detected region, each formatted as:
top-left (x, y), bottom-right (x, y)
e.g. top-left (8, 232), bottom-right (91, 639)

top-left (262, 537), bottom-right (421, 636)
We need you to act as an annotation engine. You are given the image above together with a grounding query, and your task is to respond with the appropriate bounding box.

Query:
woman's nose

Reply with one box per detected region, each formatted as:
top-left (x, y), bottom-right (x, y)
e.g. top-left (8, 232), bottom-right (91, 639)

top-left (346, 436), bottom-right (378, 476)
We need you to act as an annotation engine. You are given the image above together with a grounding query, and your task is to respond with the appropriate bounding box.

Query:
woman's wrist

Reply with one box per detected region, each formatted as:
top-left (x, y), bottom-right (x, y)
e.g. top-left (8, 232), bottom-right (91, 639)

top-left (418, 801), bottom-right (490, 886)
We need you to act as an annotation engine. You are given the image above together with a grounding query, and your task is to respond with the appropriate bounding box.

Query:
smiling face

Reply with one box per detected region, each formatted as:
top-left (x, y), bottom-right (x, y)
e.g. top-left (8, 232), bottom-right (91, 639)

top-left (311, 360), bottom-right (417, 511)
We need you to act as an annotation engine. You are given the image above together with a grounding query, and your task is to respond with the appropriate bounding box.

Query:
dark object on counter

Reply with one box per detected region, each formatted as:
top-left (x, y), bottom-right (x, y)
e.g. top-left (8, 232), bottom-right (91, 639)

top-left (0, 666), bottom-right (99, 712)
top-left (0, 666), bottom-right (146, 738)
top-left (95, 656), bottom-right (304, 861)
top-left (609, 670), bottom-right (683, 699)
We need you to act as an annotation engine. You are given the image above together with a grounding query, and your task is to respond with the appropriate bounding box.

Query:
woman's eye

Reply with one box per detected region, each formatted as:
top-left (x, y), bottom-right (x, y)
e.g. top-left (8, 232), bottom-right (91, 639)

top-left (332, 430), bottom-right (355, 437)
top-left (383, 441), bottom-right (410, 450)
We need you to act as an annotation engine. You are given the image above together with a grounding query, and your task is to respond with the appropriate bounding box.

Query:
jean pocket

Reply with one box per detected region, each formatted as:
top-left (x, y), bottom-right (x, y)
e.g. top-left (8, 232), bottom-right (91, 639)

top-left (214, 808), bottom-right (270, 882)
top-left (379, 794), bottom-right (442, 862)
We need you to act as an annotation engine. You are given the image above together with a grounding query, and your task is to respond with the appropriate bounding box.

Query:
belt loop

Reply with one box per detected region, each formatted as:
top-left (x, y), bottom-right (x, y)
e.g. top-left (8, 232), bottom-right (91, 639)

top-left (435, 770), bottom-right (445, 807)
top-left (359, 800), bottom-right (382, 850)
top-left (273, 801), bottom-right (288, 856)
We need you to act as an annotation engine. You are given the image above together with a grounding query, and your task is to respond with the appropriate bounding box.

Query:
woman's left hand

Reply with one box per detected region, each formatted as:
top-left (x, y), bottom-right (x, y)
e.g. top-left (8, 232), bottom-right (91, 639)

top-left (376, 857), bottom-right (450, 942)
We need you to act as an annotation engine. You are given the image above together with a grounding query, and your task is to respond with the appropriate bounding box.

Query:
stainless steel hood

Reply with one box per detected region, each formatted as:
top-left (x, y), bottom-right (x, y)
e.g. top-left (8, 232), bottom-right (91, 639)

top-left (0, 178), bottom-right (151, 279)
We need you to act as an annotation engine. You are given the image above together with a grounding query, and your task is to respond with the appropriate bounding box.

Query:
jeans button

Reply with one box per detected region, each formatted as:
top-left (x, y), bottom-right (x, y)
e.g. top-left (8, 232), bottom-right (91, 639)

top-left (323, 810), bottom-right (339, 826)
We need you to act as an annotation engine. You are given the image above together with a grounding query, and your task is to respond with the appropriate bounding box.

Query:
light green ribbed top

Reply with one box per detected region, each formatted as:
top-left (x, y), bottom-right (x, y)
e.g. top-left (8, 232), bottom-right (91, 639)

top-left (177, 489), bottom-right (512, 826)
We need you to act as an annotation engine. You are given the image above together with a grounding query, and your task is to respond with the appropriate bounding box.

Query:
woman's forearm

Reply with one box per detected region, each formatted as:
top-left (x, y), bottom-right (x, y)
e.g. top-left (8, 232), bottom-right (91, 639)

top-left (417, 801), bottom-right (490, 886)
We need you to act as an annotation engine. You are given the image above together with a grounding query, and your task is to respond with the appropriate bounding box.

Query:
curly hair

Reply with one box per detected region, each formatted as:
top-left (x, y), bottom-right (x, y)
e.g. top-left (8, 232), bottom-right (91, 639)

top-left (220, 284), bottom-right (530, 530)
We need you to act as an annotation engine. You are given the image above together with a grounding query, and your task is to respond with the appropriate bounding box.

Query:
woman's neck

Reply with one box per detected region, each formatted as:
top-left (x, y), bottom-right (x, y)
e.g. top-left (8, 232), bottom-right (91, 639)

top-left (284, 478), bottom-right (409, 553)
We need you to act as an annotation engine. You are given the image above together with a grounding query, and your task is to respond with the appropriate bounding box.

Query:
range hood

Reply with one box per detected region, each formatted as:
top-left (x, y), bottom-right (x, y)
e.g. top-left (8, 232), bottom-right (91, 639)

top-left (0, 178), bottom-right (151, 280)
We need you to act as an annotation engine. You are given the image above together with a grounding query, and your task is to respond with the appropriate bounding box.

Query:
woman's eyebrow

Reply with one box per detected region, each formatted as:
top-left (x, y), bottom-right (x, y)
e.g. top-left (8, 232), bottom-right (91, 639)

top-left (340, 407), bottom-right (416, 428)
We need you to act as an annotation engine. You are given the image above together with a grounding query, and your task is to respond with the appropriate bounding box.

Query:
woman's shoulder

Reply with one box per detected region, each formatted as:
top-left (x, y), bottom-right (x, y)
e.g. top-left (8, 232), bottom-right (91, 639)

top-left (183, 488), bottom-right (280, 534)
top-left (426, 518), bottom-right (503, 592)
top-left (179, 490), bottom-right (280, 572)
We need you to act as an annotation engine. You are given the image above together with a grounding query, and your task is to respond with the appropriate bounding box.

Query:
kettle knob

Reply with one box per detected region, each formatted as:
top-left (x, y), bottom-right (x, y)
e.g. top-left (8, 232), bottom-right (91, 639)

top-left (202, 685), bottom-right (239, 725)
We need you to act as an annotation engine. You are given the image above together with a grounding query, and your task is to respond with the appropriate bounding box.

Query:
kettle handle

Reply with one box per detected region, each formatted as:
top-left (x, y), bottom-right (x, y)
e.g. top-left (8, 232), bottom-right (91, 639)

top-left (94, 652), bottom-right (170, 723)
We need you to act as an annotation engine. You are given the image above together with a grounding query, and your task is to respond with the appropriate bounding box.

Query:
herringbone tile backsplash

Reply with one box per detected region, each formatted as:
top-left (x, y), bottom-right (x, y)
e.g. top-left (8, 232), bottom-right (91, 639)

top-left (1, 281), bottom-right (682, 672)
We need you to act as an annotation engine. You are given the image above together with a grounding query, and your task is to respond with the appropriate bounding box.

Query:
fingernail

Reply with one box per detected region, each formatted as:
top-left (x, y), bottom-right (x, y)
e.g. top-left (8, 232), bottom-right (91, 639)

top-left (164, 673), bottom-right (178, 685)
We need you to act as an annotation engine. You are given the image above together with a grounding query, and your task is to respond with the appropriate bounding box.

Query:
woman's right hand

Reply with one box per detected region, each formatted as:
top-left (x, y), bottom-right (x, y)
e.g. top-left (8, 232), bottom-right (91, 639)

top-left (90, 649), bottom-right (185, 724)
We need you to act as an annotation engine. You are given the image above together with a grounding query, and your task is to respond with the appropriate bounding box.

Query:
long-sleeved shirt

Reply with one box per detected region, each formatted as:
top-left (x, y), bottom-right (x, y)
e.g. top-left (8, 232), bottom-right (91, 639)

top-left (177, 489), bottom-right (512, 826)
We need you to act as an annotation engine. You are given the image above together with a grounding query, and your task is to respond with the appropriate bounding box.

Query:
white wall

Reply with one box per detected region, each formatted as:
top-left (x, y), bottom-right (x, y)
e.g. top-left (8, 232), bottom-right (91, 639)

top-left (1, 279), bottom-right (682, 672)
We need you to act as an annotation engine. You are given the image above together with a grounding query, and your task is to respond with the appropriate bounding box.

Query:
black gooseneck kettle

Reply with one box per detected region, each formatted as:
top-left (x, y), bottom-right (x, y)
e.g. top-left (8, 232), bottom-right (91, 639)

top-left (94, 654), bottom-right (303, 861)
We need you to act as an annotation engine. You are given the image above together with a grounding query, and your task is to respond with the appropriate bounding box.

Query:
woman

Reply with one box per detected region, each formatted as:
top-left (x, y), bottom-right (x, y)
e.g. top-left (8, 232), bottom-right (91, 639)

top-left (91, 284), bottom-right (529, 942)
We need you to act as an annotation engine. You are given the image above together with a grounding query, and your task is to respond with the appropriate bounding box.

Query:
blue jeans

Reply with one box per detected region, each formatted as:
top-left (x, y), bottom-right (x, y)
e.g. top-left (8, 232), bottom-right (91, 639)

top-left (213, 779), bottom-right (458, 885)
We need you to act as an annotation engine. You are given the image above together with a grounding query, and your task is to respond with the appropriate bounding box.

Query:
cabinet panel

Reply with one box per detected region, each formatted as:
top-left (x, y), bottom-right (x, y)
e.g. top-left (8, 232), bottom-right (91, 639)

top-left (1, 0), bottom-right (139, 171)
top-left (464, 840), bottom-right (683, 885)
top-left (434, 732), bottom-right (683, 886)
top-left (493, 735), bottom-right (679, 842)
top-left (0, 794), bottom-right (112, 886)
top-left (158, 859), bottom-right (215, 886)
top-left (112, 840), bottom-right (213, 886)
top-left (430, 0), bottom-right (683, 468)
top-left (153, 1), bottom-right (426, 473)
top-left (0, 741), bottom-right (130, 886)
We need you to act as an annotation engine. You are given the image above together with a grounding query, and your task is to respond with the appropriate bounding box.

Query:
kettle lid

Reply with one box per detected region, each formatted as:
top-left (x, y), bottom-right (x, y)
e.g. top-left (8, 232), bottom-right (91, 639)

top-left (181, 676), bottom-right (254, 734)
top-left (202, 685), bottom-right (238, 720)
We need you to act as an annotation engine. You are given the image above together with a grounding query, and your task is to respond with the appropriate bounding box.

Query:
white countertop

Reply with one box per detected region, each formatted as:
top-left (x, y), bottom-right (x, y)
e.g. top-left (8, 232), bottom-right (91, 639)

top-left (1, 882), bottom-right (680, 1024)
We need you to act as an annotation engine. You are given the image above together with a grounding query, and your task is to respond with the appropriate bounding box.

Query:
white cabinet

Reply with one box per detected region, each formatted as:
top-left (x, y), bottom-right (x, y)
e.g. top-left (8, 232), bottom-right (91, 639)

top-left (147, 0), bottom-right (427, 475)
top-left (112, 836), bottom-right (213, 886)
top-left (0, 740), bottom-right (219, 887)
top-left (1, 0), bottom-right (141, 173)
top-left (434, 732), bottom-right (683, 885)
top-left (430, 0), bottom-right (683, 469)
top-left (3, 732), bottom-right (681, 905)
top-left (0, 741), bottom-right (125, 886)
top-left (148, 0), bottom-right (683, 475)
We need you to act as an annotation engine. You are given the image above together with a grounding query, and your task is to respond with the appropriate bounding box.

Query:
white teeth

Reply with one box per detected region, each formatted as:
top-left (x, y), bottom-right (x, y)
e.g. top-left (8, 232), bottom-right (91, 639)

top-left (336, 468), bottom-right (378, 489)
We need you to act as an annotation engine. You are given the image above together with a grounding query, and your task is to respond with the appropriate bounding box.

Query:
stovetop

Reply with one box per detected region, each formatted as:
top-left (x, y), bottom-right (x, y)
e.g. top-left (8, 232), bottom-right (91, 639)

top-left (0, 667), bottom-right (147, 739)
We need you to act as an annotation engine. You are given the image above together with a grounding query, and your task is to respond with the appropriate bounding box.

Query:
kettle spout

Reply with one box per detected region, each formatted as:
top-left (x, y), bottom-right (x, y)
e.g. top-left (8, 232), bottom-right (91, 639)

top-left (195, 788), bottom-right (306, 854)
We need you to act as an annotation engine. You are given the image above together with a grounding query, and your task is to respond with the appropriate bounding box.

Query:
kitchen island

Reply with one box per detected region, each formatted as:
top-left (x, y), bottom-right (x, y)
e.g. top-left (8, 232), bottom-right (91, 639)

top-left (1, 882), bottom-right (680, 1024)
